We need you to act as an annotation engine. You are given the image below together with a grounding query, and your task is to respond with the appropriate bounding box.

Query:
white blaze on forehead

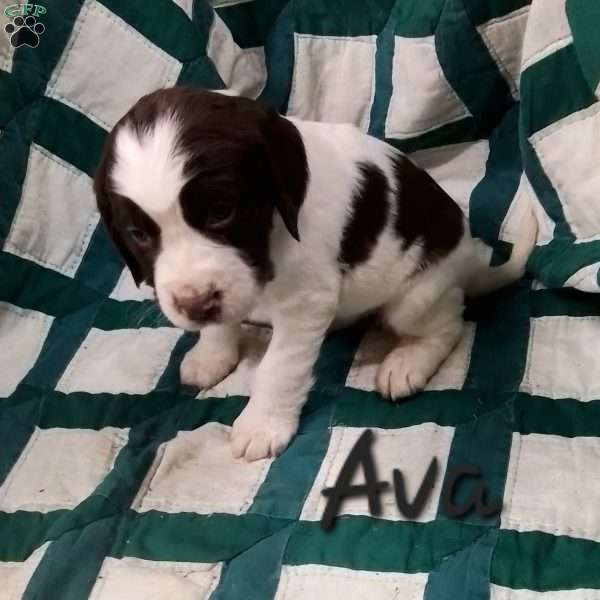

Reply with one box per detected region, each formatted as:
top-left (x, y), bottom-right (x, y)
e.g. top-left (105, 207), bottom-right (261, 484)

top-left (111, 115), bottom-right (187, 214)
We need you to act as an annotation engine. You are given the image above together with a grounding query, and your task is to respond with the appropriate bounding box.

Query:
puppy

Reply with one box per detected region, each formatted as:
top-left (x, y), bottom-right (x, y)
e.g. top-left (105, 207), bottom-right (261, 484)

top-left (94, 87), bottom-right (537, 461)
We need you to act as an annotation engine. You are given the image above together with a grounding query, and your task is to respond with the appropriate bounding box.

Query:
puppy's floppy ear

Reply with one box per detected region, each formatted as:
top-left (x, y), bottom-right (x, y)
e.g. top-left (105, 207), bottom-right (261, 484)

top-left (260, 110), bottom-right (308, 242)
top-left (93, 143), bottom-right (144, 286)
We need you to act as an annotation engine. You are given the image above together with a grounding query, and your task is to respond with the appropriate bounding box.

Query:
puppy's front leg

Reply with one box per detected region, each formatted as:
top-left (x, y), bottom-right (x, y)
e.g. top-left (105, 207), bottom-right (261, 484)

top-left (231, 302), bottom-right (335, 462)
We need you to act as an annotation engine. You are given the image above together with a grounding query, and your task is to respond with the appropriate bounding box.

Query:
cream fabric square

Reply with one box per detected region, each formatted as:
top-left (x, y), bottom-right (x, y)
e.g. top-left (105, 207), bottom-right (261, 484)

top-left (386, 36), bottom-right (470, 139)
top-left (133, 422), bottom-right (271, 514)
top-left (529, 181), bottom-right (556, 247)
top-left (427, 323), bottom-right (475, 391)
top-left (275, 565), bottom-right (428, 600)
top-left (410, 140), bottom-right (490, 217)
top-left (207, 14), bottom-right (266, 98)
top-left (564, 263), bottom-right (600, 293)
top-left (0, 23), bottom-right (14, 72)
top-left (498, 173), bottom-right (538, 244)
top-left (521, 0), bottom-right (571, 72)
top-left (0, 427), bottom-right (128, 512)
top-left (491, 586), bottom-right (600, 600)
top-left (4, 144), bottom-right (99, 277)
top-left (288, 34), bottom-right (376, 131)
top-left (0, 544), bottom-right (49, 600)
top-left (198, 324), bottom-right (271, 399)
top-left (345, 324), bottom-right (475, 393)
top-left (477, 6), bottom-right (529, 98)
top-left (520, 316), bottom-right (600, 401)
top-left (171, 0), bottom-right (193, 18)
top-left (109, 269), bottom-right (156, 302)
top-left (90, 557), bottom-right (221, 600)
top-left (301, 425), bottom-right (454, 522)
top-left (502, 433), bottom-right (600, 541)
top-left (56, 327), bottom-right (182, 395)
top-left (0, 302), bottom-right (53, 397)
top-left (46, 0), bottom-right (181, 129)
top-left (530, 102), bottom-right (600, 239)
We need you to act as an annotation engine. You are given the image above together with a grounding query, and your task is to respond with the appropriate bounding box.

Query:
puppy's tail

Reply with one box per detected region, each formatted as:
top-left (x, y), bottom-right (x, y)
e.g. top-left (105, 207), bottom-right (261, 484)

top-left (465, 206), bottom-right (538, 297)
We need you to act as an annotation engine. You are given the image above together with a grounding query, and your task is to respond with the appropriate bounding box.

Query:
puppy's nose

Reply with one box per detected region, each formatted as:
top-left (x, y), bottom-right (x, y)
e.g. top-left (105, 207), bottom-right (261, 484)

top-left (173, 289), bottom-right (222, 323)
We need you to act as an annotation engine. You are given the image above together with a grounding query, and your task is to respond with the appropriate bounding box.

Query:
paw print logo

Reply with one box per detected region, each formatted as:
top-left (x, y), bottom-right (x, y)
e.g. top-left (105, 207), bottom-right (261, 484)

top-left (5, 15), bottom-right (45, 48)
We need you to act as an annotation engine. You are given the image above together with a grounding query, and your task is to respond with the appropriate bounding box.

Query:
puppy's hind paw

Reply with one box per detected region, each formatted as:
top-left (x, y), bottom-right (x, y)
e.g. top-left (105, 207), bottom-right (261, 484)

top-left (231, 406), bottom-right (298, 461)
top-left (376, 347), bottom-right (432, 400)
top-left (180, 344), bottom-right (239, 390)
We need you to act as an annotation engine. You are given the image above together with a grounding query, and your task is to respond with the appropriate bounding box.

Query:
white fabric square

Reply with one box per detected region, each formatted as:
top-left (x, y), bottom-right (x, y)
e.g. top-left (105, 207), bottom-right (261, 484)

top-left (46, 0), bottom-right (181, 129)
top-left (90, 557), bottom-right (221, 600)
top-left (275, 564), bottom-right (428, 600)
top-left (288, 34), bottom-right (376, 131)
top-left (301, 424), bottom-right (454, 522)
top-left (0, 302), bottom-right (53, 397)
top-left (109, 269), bottom-right (156, 302)
top-left (345, 324), bottom-right (475, 393)
top-left (564, 263), bottom-right (600, 293)
top-left (502, 433), bottom-right (600, 541)
top-left (521, 0), bottom-right (571, 72)
top-left (492, 586), bottom-right (600, 600)
top-left (386, 36), bottom-right (470, 139)
top-left (0, 427), bottom-right (128, 512)
top-left (520, 316), bottom-right (600, 401)
top-left (56, 327), bottom-right (182, 395)
top-left (133, 422), bottom-right (271, 514)
top-left (4, 144), bottom-right (99, 277)
top-left (529, 182), bottom-right (556, 247)
top-left (207, 14), bottom-right (266, 98)
top-left (409, 140), bottom-right (490, 217)
top-left (171, 0), bottom-right (193, 18)
top-left (0, 26), bottom-right (14, 72)
top-left (198, 324), bottom-right (271, 399)
top-left (427, 322), bottom-right (475, 391)
top-left (499, 173), bottom-right (538, 244)
top-left (0, 544), bottom-right (49, 600)
top-left (530, 102), bottom-right (600, 239)
top-left (477, 6), bottom-right (529, 98)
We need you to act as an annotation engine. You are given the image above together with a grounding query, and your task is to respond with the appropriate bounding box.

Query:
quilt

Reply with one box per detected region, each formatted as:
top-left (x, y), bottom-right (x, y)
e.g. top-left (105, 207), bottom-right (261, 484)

top-left (1, 0), bottom-right (600, 598)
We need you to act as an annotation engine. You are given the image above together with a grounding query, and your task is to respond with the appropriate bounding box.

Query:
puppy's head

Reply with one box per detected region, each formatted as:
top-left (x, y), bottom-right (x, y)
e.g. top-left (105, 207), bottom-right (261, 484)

top-left (94, 88), bottom-right (308, 330)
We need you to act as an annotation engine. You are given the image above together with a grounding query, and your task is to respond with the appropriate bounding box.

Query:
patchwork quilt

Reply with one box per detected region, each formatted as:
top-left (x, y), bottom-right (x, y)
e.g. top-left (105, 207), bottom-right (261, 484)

top-left (1, 0), bottom-right (600, 598)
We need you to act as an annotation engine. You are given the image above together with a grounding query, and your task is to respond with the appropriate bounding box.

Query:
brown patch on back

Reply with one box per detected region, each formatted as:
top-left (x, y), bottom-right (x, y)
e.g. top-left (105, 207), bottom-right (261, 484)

top-left (393, 155), bottom-right (464, 265)
top-left (338, 162), bottom-right (390, 270)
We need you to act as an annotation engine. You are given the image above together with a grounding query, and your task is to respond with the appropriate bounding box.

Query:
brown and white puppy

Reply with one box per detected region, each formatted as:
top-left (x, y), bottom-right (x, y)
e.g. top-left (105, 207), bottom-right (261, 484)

top-left (94, 87), bottom-right (537, 461)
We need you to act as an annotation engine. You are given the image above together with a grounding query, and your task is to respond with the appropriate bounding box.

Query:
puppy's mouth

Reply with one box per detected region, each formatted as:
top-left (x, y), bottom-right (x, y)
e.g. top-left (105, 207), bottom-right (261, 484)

top-left (191, 304), bottom-right (222, 325)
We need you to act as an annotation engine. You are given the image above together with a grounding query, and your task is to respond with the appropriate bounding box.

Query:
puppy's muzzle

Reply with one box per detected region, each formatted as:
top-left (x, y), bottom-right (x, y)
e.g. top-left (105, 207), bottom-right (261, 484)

top-left (173, 288), bottom-right (222, 323)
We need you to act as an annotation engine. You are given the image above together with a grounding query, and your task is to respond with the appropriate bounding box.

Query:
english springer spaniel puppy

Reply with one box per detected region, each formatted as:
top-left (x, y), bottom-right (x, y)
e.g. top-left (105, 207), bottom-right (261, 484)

top-left (94, 87), bottom-right (537, 461)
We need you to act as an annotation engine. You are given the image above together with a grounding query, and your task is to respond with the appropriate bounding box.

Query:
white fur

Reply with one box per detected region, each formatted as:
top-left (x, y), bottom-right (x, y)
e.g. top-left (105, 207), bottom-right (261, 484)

top-left (110, 113), bottom-right (537, 462)
top-left (180, 323), bottom-right (240, 388)
top-left (112, 116), bottom-right (186, 214)
top-left (112, 117), bottom-right (259, 332)
top-left (153, 222), bottom-right (259, 331)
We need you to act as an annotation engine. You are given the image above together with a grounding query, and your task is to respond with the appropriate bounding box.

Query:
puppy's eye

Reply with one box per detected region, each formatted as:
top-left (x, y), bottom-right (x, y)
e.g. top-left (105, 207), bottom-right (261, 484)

top-left (126, 226), bottom-right (152, 247)
top-left (206, 201), bottom-right (235, 229)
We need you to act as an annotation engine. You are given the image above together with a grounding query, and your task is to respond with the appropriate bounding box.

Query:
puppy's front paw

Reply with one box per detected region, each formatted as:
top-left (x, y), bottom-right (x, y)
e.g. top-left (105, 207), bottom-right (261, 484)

top-left (180, 344), bottom-right (239, 390)
top-left (231, 405), bottom-right (298, 462)
top-left (376, 346), bottom-right (432, 400)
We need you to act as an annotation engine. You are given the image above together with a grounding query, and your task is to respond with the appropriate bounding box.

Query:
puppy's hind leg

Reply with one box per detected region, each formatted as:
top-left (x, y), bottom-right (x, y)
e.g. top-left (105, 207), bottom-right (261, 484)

top-left (180, 323), bottom-right (240, 390)
top-left (376, 286), bottom-right (464, 400)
